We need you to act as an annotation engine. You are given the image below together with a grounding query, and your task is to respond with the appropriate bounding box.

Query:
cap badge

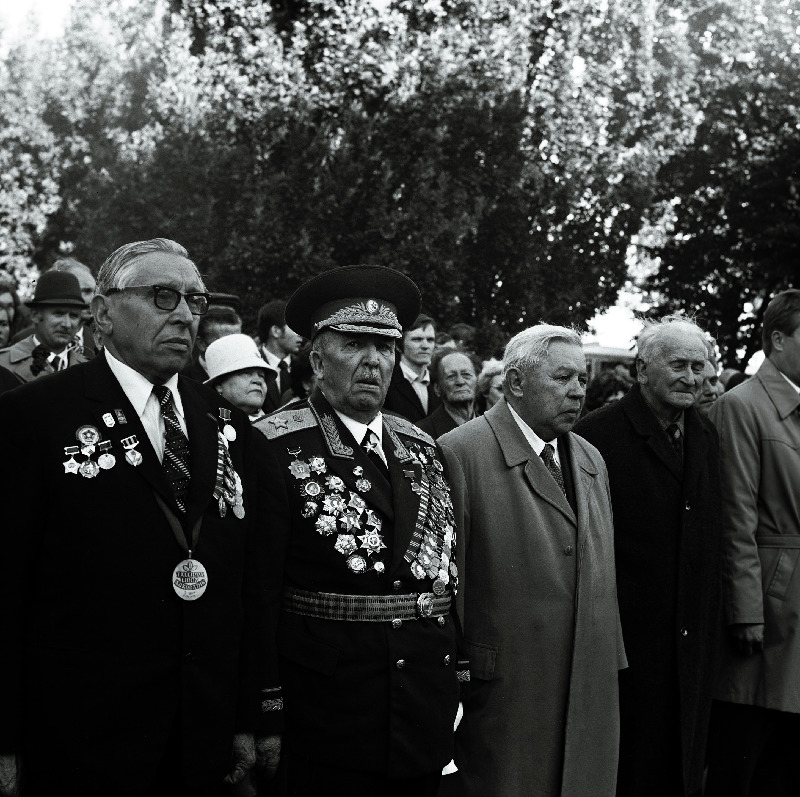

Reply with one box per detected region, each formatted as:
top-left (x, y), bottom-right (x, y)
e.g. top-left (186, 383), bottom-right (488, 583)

top-left (366, 299), bottom-right (379, 314)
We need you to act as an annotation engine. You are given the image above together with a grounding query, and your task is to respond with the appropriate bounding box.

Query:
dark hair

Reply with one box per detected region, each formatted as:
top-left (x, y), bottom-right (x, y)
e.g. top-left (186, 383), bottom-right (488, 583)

top-left (763, 289), bottom-right (800, 356)
top-left (198, 305), bottom-right (241, 344)
top-left (449, 322), bottom-right (476, 345)
top-left (289, 346), bottom-right (315, 400)
top-left (398, 313), bottom-right (436, 354)
top-left (429, 348), bottom-right (480, 386)
top-left (725, 372), bottom-right (749, 390)
top-left (257, 299), bottom-right (288, 342)
top-left (582, 370), bottom-right (633, 415)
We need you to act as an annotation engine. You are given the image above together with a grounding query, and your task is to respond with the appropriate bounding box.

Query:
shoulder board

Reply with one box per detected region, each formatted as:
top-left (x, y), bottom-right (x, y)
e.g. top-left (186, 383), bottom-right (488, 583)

top-left (383, 413), bottom-right (435, 446)
top-left (254, 407), bottom-right (317, 440)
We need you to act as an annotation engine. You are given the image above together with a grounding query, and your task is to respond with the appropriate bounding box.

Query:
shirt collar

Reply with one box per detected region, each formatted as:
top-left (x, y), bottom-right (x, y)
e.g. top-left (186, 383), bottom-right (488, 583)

top-left (779, 369), bottom-right (800, 394)
top-left (334, 408), bottom-right (384, 450)
top-left (507, 403), bottom-right (559, 463)
top-left (261, 346), bottom-right (290, 372)
top-left (399, 357), bottom-right (429, 385)
top-left (104, 348), bottom-right (184, 421)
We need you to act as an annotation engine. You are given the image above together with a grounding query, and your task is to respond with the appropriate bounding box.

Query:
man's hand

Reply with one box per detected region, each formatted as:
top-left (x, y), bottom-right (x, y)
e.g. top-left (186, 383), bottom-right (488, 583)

top-left (223, 732), bottom-right (256, 786)
top-left (730, 623), bottom-right (765, 656)
top-left (0, 753), bottom-right (21, 797)
top-left (255, 734), bottom-right (281, 779)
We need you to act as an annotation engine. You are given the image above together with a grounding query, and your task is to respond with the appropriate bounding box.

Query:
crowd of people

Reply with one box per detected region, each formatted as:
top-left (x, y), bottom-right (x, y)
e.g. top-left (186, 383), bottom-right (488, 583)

top-left (0, 240), bottom-right (797, 797)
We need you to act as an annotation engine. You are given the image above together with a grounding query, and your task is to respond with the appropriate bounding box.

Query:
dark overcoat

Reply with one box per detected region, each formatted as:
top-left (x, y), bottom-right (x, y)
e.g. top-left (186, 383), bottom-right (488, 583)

top-left (383, 361), bottom-right (440, 423)
top-left (417, 403), bottom-right (459, 440)
top-left (573, 385), bottom-right (722, 796)
top-left (0, 353), bottom-right (282, 796)
top-left (254, 391), bottom-right (461, 777)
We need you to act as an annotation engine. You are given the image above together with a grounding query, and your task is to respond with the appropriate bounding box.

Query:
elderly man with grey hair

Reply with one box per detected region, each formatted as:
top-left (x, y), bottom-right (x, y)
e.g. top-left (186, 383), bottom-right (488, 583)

top-left (0, 238), bottom-right (282, 796)
top-left (574, 315), bottom-right (722, 797)
top-left (439, 324), bottom-right (625, 797)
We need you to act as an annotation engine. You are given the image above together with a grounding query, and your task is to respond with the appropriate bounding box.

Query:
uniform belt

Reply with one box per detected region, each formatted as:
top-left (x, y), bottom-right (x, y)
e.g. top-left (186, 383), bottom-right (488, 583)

top-left (282, 587), bottom-right (451, 621)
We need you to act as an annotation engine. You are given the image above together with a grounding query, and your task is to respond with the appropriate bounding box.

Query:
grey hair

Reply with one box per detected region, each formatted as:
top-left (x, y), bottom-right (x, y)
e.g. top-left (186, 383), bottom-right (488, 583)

top-left (636, 315), bottom-right (710, 365)
top-left (502, 324), bottom-right (582, 379)
top-left (51, 257), bottom-right (93, 278)
top-left (96, 239), bottom-right (202, 294)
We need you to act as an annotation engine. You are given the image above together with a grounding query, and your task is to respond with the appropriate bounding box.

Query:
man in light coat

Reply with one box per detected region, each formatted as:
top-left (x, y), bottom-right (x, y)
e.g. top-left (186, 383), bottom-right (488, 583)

top-left (439, 324), bottom-right (625, 797)
top-left (705, 289), bottom-right (800, 796)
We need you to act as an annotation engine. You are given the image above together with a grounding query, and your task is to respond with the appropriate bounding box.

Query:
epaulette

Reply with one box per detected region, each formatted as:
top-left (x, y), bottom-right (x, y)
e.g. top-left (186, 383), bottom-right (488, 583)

top-left (383, 413), bottom-right (435, 446)
top-left (254, 407), bottom-right (317, 440)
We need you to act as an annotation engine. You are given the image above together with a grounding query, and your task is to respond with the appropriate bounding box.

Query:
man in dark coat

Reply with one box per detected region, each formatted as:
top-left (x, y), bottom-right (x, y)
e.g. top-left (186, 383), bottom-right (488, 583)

top-left (383, 313), bottom-right (440, 423)
top-left (0, 238), bottom-right (281, 797)
top-left (418, 351), bottom-right (477, 440)
top-left (574, 316), bottom-right (722, 797)
top-left (254, 266), bottom-right (464, 797)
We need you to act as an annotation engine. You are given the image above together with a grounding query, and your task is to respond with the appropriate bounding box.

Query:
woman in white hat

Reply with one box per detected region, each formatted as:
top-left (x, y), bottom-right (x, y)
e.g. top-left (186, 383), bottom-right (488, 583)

top-left (204, 333), bottom-right (270, 422)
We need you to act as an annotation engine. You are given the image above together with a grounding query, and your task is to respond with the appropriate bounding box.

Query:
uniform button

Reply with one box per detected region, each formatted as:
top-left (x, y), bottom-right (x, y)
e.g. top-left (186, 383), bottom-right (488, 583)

top-left (564, 545), bottom-right (574, 556)
top-left (393, 580), bottom-right (402, 591)
top-left (443, 655), bottom-right (451, 666)
top-left (437, 616), bottom-right (446, 627)
top-left (680, 627), bottom-right (689, 637)
top-left (685, 501), bottom-right (691, 511)
top-left (395, 659), bottom-right (406, 670)
top-left (391, 618), bottom-right (402, 629)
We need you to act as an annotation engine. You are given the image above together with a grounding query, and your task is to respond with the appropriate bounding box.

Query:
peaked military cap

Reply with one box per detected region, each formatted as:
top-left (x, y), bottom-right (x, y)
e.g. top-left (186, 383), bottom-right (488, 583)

top-left (286, 265), bottom-right (421, 340)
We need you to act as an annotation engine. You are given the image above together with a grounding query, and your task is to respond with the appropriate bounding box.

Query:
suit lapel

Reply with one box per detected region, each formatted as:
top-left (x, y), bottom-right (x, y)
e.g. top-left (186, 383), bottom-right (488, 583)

top-left (622, 385), bottom-right (683, 483)
top-left (486, 400), bottom-right (577, 526)
top-left (180, 377), bottom-right (220, 526)
top-left (83, 354), bottom-right (176, 510)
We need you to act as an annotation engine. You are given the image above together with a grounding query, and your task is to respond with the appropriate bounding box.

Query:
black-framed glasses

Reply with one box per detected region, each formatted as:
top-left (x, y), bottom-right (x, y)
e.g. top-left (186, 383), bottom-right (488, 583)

top-left (105, 285), bottom-right (211, 315)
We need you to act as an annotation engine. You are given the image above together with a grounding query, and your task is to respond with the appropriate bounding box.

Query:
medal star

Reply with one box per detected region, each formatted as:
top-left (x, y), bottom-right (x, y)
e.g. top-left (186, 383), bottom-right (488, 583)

top-left (348, 492), bottom-right (366, 512)
top-left (309, 457), bottom-right (327, 474)
top-left (63, 459), bottom-right (79, 474)
top-left (365, 509), bottom-right (381, 529)
top-left (323, 495), bottom-right (346, 515)
top-left (339, 510), bottom-right (362, 532)
top-left (358, 530), bottom-right (387, 556)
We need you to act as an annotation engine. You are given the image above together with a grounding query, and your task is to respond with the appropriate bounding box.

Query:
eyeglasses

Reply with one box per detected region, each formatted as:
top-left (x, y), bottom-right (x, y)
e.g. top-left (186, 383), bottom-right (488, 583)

top-left (105, 285), bottom-right (211, 315)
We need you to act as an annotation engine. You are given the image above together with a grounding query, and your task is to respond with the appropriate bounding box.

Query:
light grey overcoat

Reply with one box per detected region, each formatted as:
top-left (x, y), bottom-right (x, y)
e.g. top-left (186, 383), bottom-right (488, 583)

top-left (439, 399), bottom-right (626, 797)
top-left (708, 357), bottom-right (800, 712)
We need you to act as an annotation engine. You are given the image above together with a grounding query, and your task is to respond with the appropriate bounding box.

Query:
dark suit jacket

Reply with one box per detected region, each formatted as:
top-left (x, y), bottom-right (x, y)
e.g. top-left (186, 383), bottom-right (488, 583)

top-left (383, 361), bottom-right (440, 423)
top-left (254, 391), bottom-right (461, 777)
top-left (417, 403), bottom-right (459, 440)
top-left (573, 385), bottom-right (722, 796)
top-left (0, 354), bottom-right (282, 795)
top-left (0, 364), bottom-right (22, 397)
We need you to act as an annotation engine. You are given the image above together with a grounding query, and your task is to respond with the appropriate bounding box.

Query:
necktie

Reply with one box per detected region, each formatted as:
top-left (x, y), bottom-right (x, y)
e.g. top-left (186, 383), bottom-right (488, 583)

top-left (361, 429), bottom-right (389, 480)
top-left (49, 353), bottom-right (66, 371)
top-left (278, 360), bottom-right (290, 395)
top-left (666, 423), bottom-right (683, 466)
top-left (153, 385), bottom-right (192, 512)
top-left (540, 443), bottom-right (566, 496)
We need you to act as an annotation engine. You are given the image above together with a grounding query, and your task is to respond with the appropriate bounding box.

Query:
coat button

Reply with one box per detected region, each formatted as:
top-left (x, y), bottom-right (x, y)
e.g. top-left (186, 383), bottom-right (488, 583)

top-left (443, 655), bottom-right (451, 666)
top-left (391, 619), bottom-right (402, 630)
top-left (396, 659), bottom-right (406, 670)
top-left (393, 580), bottom-right (402, 591)
top-left (680, 627), bottom-right (689, 637)
top-left (564, 545), bottom-right (574, 556)
top-left (437, 616), bottom-right (446, 627)
top-left (685, 501), bottom-right (691, 511)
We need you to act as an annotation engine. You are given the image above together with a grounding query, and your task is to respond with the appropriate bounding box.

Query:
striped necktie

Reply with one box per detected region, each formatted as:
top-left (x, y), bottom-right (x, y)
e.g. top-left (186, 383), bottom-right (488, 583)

top-left (540, 443), bottom-right (566, 496)
top-left (153, 385), bottom-right (191, 512)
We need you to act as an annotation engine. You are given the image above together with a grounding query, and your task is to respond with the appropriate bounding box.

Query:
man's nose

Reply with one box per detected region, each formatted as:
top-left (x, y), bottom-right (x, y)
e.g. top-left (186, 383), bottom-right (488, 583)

top-left (172, 297), bottom-right (195, 323)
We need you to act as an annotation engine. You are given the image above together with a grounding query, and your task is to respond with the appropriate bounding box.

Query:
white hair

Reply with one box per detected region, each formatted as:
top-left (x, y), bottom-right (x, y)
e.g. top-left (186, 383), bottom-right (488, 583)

top-left (636, 315), bottom-right (710, 365)
top-left (502, 324), bottom-right (582, 379)
top-left (96, 238), bottom-right (202, 294)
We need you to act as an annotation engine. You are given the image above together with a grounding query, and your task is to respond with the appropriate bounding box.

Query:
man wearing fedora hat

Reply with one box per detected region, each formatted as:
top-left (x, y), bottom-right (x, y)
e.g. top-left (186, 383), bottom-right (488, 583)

top-left (254, 265), bottom-right (466, 797)
top-left (0, 270), bottom-right (88, 384)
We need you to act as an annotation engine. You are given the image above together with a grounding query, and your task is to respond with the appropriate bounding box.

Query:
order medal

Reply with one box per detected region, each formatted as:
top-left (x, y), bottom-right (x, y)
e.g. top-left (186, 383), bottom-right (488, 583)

top-left (172, 557), bottom-right (208, 600)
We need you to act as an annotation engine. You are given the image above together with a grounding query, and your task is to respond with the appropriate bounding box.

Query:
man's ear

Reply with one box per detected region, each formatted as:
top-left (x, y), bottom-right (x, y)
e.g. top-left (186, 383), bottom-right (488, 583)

top-left (635, 356), bottom-right (647, 385)
top-left (505, 367), bottom-right (524, 398)
top-left (771, 330), bottom-right (785, 354)
top-left (270, 324), bottom-right (284, 340)
top-left (92, 295), bottom-right (113, 337)
top-left (309, 348), bottom-right (325, 381)
top-left (433, 382), bottom-right (442, 399)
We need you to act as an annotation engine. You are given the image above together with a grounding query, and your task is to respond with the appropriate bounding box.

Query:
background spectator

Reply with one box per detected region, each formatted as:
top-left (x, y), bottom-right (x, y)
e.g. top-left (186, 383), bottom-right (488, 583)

top-left (205, 333), bottom-right (270, 420)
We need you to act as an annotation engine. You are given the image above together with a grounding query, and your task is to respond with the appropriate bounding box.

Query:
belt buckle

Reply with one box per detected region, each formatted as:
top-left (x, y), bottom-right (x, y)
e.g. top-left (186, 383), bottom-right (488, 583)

top-left (416, 593), bottom-right (434, 618)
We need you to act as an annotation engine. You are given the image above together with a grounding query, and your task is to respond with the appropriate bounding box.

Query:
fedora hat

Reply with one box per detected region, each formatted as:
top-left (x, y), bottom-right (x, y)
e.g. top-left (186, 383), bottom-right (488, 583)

top-left (26, 270), bottom-right (88, 309)
top-left (286, 265), bottom-right (421, 340)
top-left (204, 334), bottom-right (268, 384)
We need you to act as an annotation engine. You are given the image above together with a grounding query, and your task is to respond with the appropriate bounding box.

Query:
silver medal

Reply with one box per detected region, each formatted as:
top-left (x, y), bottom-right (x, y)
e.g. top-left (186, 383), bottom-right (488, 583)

top-left (172, 558), bottom-right (208, 600)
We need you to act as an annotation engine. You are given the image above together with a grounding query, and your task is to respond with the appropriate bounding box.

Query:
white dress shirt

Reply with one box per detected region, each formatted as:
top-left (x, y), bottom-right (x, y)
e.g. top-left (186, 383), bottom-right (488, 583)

top-left (334, 409), bottom-right (388, 467)
top-left (261, 346), bottom-right (291, 375)
top-left (507, 403), bottom-right (561, 466)
top-left (399, 357), bottom-right (430, 414)
top-left (104, 349), bottom-right (187, 463)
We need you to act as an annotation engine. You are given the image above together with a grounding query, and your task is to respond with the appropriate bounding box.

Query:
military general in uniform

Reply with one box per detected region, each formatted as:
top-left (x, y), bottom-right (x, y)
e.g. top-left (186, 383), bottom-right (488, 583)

top-left (0, 239), bottom-right (281, 797)
top-left (254, 266), bottom-right (465, 797)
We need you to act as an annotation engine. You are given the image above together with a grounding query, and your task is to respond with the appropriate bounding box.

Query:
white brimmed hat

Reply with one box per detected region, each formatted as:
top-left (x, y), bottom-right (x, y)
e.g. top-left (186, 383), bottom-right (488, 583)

top-left (204, 334), bottom-right (268, 384)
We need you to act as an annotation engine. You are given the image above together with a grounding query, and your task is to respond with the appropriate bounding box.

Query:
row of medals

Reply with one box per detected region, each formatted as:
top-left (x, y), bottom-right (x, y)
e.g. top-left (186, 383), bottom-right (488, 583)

top-left (63, 424), bottom-right (142, 477)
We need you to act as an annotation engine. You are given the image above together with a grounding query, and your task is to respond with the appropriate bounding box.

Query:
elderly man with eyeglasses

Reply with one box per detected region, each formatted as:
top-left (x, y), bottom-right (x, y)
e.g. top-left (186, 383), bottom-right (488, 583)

top-left (0, 239), bottom-right (282, 797)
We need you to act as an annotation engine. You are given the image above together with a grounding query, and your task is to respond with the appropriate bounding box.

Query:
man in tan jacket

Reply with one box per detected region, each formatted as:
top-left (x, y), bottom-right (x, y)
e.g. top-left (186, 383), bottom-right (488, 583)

top-left (706, 289), bottom-right (800, 796)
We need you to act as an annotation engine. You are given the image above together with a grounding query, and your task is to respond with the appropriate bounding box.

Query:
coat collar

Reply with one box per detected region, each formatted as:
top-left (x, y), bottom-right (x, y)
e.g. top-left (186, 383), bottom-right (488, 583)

top-left (758, 357), bottom-right (800, 420)
top-left (7, 336), bottom-right (37, 364)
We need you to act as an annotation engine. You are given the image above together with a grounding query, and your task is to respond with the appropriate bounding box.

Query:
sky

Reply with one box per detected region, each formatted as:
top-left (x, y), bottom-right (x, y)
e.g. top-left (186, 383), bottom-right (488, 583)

top-left (0, 0), bottom-right (644, 350)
